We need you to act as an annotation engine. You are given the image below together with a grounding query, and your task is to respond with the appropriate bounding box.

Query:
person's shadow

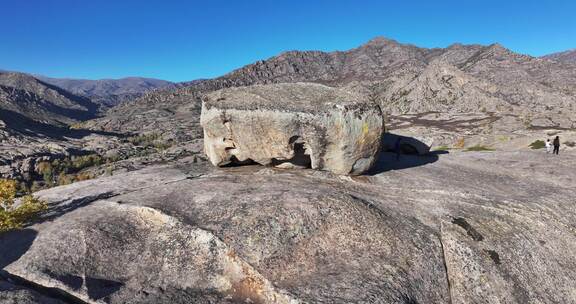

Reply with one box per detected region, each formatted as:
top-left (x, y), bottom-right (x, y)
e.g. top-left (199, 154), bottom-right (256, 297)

top-left (0, 109), bottom-right (125, 140)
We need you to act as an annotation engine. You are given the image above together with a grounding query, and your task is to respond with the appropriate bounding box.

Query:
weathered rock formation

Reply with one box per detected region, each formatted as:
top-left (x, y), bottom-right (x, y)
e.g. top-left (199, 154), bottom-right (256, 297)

top-left (1, 150), bottom-right (576, 303)
top-left (200, 83), bottom-right (384, 175)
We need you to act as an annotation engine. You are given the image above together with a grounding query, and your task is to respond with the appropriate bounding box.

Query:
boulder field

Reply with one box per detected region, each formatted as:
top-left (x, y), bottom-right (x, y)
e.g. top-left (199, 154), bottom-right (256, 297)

top-left (1, 150), bottom-right (576, 303)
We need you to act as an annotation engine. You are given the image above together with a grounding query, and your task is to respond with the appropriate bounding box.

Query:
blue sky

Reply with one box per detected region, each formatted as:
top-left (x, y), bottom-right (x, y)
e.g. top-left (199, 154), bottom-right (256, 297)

top-left (1, 0), bottom-right (574, 82)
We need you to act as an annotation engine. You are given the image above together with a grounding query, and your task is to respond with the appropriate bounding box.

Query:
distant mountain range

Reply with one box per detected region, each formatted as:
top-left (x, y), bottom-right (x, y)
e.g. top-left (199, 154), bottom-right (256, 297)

top-left (92, 37), bottom-right (576, 137)
top-left (541, 49), bottom-right (576, 65)
top-left (1, 38), bottom-right (575, 185)
top-left (0, 71), bottom-right (176, 139)
top-left (0, 71), bottom-right (99, 126)
top-left (2, 38), bottom-right (575, 137)
top-left (36, 76), bottom-right (175, 106)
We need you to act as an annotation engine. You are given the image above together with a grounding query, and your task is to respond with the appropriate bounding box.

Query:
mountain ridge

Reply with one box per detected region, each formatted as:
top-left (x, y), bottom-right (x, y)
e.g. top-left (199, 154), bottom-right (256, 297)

top-left (0, 71), bottom-right (100, 125)
top-left (105, 37), bottom-right (576, 116)
top-left (36, 75), bottom-right (175, 107)
top-left (541, 49), bottom-right (576, 65)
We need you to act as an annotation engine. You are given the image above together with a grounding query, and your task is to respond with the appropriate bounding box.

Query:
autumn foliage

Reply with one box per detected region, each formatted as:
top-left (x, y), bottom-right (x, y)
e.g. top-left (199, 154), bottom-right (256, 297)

top-left (0, 179), bottom-right (47, 233)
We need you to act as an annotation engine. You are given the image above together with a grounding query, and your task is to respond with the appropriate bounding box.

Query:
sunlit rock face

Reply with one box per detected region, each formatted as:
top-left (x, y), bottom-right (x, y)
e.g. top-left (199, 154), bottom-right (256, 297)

top-left (200, 83), bottom-right (384, 175)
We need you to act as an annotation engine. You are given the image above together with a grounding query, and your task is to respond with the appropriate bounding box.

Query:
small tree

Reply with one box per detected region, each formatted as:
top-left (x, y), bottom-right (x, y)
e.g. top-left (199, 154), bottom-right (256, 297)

top-left (37, 162), bottom-right (54, 185)
top-left (0, 179), bottom-right (47, 233)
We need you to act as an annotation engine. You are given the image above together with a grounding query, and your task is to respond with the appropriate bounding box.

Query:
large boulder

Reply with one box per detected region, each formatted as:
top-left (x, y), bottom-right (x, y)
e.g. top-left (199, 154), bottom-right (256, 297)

top-left (2, 151), bottom-right (576, 303)
top-left (3, 151), bottom-right (576, 303)
top-left (200, 83), bottom-right (384, 175)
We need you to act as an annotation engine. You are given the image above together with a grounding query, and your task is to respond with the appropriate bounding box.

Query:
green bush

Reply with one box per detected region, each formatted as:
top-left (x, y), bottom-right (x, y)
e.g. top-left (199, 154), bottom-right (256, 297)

top-left (433, 145), bottom-right (451, 151)
top-left (465, 145), bottom-right (495, 152)
top-left (37, 162), bottom-right (54, 185)
top-left (32, 154), bottom-right (104, 190)
top-left (0, 179), bottom-right (47, 233)
top-left (129, 133), bottom-right (173, 151)
top-left (529, 140), bottom-right (546, 149)
top-left (129, 133), bottom-right (160, 147)
top-left (71, 154), bottom-right (103, 170)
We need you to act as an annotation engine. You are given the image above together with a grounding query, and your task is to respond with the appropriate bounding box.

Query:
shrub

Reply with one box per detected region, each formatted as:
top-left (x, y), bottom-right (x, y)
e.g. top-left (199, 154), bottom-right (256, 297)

top-left (69, 122), bottom-right (85, 129)
top-left (465, 145), bottom-right (495, 152)
top-left (75, 172), bottom-right (94, 182)
top-left (454, 138), bottom-right (465, 149)
top-left (154, 141), bottom-right (172, 150)
top-left (71, 154), bottom-right (103, 170)
top-left (0, 179), bottom-right (47, 233)
top-left (129, 133), bottom-right (160, 147)
top-left (37, 162), bottom-right (54, 185)
top-left (529, 140), bottom-right (546, 149)
top-left (57, 172), bottom-right (74, 186)
top-left (433, 145), bottom-right (450, 151)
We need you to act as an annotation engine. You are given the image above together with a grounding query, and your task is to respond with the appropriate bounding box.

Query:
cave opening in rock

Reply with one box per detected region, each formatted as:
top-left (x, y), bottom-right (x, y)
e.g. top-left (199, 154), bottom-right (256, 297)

top-left (222, 155), bottom-right (257, 167)
top-left (271, 137), bottom-right (312, 169)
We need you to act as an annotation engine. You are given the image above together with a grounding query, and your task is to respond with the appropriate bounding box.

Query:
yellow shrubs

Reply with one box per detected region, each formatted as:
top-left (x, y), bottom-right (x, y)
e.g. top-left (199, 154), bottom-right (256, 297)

top-left (454, 138), bottom-right (466, 149)
top-left (0, 179), bottom-right (47, 233)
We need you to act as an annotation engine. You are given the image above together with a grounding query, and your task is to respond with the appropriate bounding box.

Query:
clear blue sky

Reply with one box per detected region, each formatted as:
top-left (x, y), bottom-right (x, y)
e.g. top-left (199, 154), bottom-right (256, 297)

top-left (1, 0), bottom-right (574, 82)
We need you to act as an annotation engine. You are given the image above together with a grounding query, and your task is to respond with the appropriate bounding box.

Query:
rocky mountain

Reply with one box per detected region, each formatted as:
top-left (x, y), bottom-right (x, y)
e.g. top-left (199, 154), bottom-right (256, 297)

top-left (87, 37), bottom-right (576, 152)
top-left (0, 72), bottom-right (132, 188)
top-left (542, 49), bottom-right (576, 65)
top-left (37, 76), bottom-right (175, 107)
top-left (2, 37), bottom-right (576, 303)
top-left (0, 72), bottom-right (100, 126)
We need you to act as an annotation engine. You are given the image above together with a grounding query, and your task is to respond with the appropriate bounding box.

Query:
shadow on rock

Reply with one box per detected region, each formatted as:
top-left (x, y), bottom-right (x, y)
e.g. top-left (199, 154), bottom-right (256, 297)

top-left (367, 151), bottom-right (443, 175)
top-left (0, 109), bottom-right (125, 140)
top-left (381, 132), bottom-right (433, 155)
top-left (86, 277), bottom-right (124, 301)
top-left (366, 133), bottom-right (447, 175)
top-left (38, 191), bottom-right (118, 224)
top-left (0, 229), bottom-right (37, 270)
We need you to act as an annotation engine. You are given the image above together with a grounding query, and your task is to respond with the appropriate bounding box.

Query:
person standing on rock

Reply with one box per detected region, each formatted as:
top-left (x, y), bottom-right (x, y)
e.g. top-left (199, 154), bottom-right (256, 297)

top-left (545, 139), bottom-right (552, 153)
top-left (553, 136), bottom-right (560, 155)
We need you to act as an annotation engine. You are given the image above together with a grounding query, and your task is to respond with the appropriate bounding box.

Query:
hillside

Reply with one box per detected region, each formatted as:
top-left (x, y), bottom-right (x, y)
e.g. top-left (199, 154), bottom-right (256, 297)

top-left (87, 37), bottom-right (576, 149)
top-left (542, 49), bottom-right (576, 65)
top-left (0, 72), bottom-right (125, 189)
top-left (37, 76), bottom-right (175, 107)
top-left (0, 72), bottom-right (100, 125)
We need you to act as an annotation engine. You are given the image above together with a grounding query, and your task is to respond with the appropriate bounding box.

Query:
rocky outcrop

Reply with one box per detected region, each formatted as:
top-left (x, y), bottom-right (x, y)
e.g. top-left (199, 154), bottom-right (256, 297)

top-left (200, 83), bottom-right (384, 175)
top-left (1, 150), bottom-right (576, 303)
